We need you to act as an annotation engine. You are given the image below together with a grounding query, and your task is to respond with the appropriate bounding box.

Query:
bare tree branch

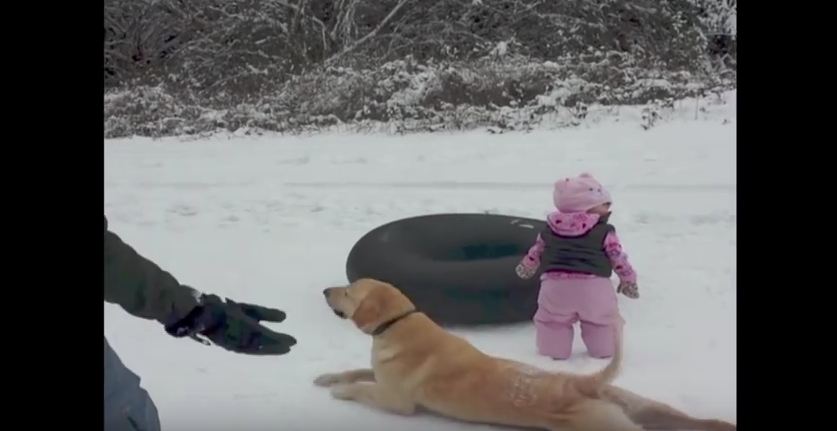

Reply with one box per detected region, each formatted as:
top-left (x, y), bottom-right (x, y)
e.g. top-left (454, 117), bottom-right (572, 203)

top-left (325, 0), bottom-right (411, 66)
top-left (331, 0), bottom-right (359, 45)
top-left (270, 0), bottom-right (329, 34)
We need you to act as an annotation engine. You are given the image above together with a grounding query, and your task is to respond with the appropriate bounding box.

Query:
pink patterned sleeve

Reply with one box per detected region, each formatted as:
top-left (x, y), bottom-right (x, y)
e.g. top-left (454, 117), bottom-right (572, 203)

top-left (520, 234), bottom-right (545, 269)
top-left (603, 231), bottom-right (637, 284)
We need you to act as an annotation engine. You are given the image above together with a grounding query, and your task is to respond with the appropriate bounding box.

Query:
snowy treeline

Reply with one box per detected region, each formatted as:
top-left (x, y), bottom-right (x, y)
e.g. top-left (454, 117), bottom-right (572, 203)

top-left (104, 0), bottom-right (736, 137)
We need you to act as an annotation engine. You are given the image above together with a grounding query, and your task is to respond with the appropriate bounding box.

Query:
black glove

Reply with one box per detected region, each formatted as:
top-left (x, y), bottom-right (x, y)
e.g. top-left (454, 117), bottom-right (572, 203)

top-left (164, 294), bottom-right (297, 355)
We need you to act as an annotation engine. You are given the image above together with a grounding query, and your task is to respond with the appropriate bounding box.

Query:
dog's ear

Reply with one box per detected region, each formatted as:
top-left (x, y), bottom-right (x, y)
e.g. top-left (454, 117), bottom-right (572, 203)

top-left (351, 291), bottom-right (382, 333)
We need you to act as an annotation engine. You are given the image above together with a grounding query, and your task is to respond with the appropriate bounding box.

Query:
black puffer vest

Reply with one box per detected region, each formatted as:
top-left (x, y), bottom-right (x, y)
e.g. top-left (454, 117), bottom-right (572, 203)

top-left (540, 213), bottom-right (614, 277)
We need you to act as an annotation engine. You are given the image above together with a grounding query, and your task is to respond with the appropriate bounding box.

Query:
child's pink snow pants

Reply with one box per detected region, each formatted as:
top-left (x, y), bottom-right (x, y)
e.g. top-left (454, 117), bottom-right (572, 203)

top-left (533, 277), bottom-right (619, 359)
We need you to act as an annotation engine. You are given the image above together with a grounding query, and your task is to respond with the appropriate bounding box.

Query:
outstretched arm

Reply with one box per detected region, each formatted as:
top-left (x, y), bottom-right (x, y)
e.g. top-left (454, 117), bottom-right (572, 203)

top-left (604, 231), bottom-right (639, 298)
top-left (104, 216), bottom-right (200, 323)
top-left (104, 216), bottom-right (297, 354)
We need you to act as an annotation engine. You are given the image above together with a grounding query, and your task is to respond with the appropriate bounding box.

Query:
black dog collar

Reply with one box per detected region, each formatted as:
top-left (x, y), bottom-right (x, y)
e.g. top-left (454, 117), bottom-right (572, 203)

top-left (371, 309), bottom-right (418, 336)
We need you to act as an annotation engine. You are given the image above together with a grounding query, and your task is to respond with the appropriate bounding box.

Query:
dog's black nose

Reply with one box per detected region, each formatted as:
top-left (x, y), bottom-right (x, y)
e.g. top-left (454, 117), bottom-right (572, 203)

top-left (322, 288), bottom-right (330, 297)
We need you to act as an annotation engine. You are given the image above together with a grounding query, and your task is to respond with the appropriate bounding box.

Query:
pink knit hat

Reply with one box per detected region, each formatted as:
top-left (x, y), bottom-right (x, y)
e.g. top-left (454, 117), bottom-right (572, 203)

top-left (553, 173), bottom-right (612, 213)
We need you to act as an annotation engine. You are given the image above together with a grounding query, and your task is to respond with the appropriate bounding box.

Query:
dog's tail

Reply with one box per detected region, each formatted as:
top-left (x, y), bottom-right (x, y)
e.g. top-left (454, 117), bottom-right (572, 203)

top-left (574, 314), bottom-right (624, 396)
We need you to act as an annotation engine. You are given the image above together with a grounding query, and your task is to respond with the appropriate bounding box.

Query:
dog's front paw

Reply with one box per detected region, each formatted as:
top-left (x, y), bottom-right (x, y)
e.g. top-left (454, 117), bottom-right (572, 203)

top-left (314, 373), bottom-right (342, 387)
top-left (330, 383), bottom-right (355, 400)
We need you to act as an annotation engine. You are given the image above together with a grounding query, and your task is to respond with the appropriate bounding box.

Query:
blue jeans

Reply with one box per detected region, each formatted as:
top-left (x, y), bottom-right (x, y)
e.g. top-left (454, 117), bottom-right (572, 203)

top-left (104, 338), bottom-right (161, 431)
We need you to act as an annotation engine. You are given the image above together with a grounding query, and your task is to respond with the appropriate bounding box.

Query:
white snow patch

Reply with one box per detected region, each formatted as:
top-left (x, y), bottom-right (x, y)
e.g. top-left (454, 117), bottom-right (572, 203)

top-left (105, 99), bottom-right (736, 429)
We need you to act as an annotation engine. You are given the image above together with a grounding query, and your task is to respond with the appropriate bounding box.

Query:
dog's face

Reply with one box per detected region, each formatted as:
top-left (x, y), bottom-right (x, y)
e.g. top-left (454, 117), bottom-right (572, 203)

top-left (322, 278), bottom-right (415, 334)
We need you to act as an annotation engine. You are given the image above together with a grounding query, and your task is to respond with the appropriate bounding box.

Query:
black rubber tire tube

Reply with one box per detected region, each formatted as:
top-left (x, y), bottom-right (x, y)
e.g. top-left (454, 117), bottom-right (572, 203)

top-left (345, 213), bottom-right (545, 326)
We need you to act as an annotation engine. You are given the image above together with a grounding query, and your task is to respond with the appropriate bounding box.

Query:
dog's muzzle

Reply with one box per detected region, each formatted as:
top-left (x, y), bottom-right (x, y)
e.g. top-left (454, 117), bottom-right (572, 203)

top-left (323, 287), bottom-right (347, 318)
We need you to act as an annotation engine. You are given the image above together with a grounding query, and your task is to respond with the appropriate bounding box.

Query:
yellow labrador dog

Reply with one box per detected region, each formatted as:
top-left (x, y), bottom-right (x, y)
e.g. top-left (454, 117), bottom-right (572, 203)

top-left (315, 278), bottom-right (735, 431)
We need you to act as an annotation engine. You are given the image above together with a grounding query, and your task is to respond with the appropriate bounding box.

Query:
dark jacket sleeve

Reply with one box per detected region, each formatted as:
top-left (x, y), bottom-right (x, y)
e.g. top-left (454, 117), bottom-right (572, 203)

top-left (104, 216), bottom-right (200, 324)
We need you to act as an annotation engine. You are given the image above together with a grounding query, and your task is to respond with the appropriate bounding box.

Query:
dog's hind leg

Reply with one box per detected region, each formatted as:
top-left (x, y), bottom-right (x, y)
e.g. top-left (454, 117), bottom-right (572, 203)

top-left (547, 399), bottom-right (644, 431)
top-left (632, 407), bottom-right (736, 431)
top-left (314, 368), bottom-right (376, 387)
top-left (602, 386), bottom-right (735, 431)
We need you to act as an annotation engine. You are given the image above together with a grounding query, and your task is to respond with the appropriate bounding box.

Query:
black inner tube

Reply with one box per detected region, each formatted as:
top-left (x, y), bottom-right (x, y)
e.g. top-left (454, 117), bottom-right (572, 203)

top-left (345, 213), bottom-right (545, 325)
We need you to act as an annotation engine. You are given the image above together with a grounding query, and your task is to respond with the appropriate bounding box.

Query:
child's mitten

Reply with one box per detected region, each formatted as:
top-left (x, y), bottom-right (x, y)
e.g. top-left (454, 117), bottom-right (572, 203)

top-left (617, 281), bottom-right (639, 299)
top-left (515, 262), bottom-right (537, 280)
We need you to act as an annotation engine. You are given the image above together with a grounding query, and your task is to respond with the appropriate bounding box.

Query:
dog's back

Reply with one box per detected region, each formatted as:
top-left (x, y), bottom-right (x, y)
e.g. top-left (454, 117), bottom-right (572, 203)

top-left (387, 312), bottom-right (631, 430)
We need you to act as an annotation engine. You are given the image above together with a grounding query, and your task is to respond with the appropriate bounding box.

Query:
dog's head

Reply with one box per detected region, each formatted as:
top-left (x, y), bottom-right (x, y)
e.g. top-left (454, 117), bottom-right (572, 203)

top-left (322, 278), bottom-right (415, 334)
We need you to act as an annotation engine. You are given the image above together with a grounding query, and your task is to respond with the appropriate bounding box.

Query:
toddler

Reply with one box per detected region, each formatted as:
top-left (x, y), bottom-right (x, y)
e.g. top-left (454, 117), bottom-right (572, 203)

top-left (516, 173), bottom-right (638, 359)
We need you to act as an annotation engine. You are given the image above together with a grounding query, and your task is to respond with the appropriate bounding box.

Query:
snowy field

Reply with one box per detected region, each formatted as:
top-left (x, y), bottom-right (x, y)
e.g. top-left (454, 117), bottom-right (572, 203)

top-left (105, 92), bottom-right (736, 430)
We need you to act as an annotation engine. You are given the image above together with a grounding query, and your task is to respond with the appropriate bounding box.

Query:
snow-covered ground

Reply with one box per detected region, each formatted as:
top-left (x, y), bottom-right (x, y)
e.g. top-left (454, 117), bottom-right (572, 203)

top-left (105, 93), bottom-right (736, 430)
